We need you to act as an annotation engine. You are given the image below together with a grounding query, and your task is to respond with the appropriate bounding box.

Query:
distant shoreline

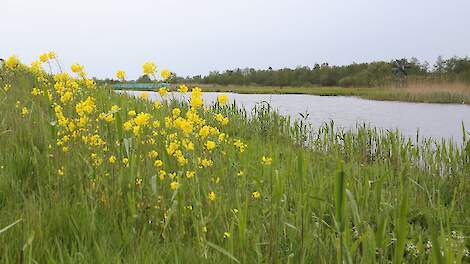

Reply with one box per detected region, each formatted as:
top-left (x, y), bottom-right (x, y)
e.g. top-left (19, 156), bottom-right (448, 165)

top-left (114, 83), bottom-right (470, 105)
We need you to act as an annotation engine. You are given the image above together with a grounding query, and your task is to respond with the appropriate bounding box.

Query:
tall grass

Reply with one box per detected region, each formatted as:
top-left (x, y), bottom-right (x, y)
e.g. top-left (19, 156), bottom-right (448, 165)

top-left (1, 70), bottom-right (470, 263)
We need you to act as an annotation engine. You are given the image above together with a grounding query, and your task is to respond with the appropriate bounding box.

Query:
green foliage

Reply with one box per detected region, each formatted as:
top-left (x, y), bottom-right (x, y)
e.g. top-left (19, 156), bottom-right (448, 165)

top-left (182, 56), bottom-right (470, 88)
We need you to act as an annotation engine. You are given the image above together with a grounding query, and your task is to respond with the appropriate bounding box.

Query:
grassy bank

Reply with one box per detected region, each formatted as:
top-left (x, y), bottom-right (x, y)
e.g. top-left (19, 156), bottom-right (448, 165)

top-left (1, 60), bottom-right (470, 263)
top-left (178, 83), bottom-right (470, 104)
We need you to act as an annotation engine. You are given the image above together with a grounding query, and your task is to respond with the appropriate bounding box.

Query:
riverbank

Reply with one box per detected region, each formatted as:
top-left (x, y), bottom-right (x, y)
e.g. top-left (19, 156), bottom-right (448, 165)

top-left (2, 66), bottom-right (470, 262)
top-left (170, 84), bottom-right (470, 105)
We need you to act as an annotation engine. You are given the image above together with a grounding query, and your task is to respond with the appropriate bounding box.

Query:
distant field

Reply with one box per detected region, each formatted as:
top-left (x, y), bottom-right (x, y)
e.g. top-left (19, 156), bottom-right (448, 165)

top-left (174, 83), bottom-right (470, 104)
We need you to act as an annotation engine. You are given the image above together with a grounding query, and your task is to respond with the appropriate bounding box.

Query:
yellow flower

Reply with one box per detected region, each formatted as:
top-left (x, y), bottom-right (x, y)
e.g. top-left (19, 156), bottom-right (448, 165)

top-left (148, 150), bottom-right (159, 159)
top-left (205, 140), bottom-right (216, 151)
top-left (215, 113), bottom-right (229, 125)
top-left (208, 191), bottom-right (216, 201)
top-left (237, 171), bottom-right (244, 176)
top-left (123, 121), bottom-right (133, 131)
top-left (154, 159), bottom-right (163, 168)
top-left (233, 139), bottom-right (247, 152)
top-left (109, 155), bottom-right (117, 164)
top-left (154, 100), bottom-right (162, 109)
top-left (172, 108), bottom-right (181, 117)
top-left (122, 158), bottom-right (129, 167)
top-left (21, 107), bottom-right (29, 117)
top-left (116, 70), bottom-right (126, 81)
top-left (128, 110), bottom-right (136, 117)
top-left (111, 105), bottom-right (120, 111)
top-left (48, 51), bottom-right (57, 59)
top-left (71, 63), bottom-right (84, 73)
top-left (31, 88), bottom-right (41, 96)
top-left (39, 53), bottom-right (49, 63)
top-left (252, 191), bottom-right (261, 199)
top-left (3, 84), bottom-right (11, 92)
top-left (170, 181), bottom-right (179, 190)
top-left (161, 68), bottom-right (171, 80)
top-left (5, 55), bottom-right (20, 69)
top-left (134, 112), bottom-right (151, 126)
top-left (143, 62), bottom-right (157, 76)
top-left (223, 232), bottom-right (231, 239)
top-left (159, 87), bottom-right (169, 97)
top-left (140, 92), bottom-right (149, 100)
top-left (199, 158), bottom-right (213, 168)
top-left (217, 95), bottom-right (229, 105)
top-left (159, 170), bottom-right (166, 180)
top-left (186, 170), bottom-right (195, 178)
top-left (178, 84), bottom-right (188, 93)
top-left (58, 167), bottom-right (64, 176)
top-left (261, 156), bottom-right (273, 165)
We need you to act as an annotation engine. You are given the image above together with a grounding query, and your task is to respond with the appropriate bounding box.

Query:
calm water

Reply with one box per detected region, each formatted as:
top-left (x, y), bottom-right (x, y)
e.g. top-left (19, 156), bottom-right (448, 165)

top-left (123, 91), bottom-right (470, 145)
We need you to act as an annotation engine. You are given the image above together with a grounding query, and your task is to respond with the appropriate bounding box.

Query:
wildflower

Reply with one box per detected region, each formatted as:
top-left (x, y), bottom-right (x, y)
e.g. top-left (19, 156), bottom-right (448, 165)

top-left (123, 121), bottom-right (133, 131)
top-left (75, 97), bottom-right (96, 116)
top-left (214, 113), bottom-right (229, 125)
top-left (186, 170), bottom-right (195, 178)
top-left (252, 191), bottom-right (261, 199)
top-left (205, 140), bottom-right (216, 151)
top-left (58, 167), bottom-right (64, 176)
top-left (134, 112), bottom-right (151, 126)
top-left (198, 126), bottom-right (210, 138)
top-left (261, 156), bottom-right (273, 165)
top-left (154, 159), bottom-right (163, 167)
top-left (116, 70), bottom-right (126, 81)
top-left (237, 171), bottom-right (244, 176)
top-left (31, 88), bottom-right (41, 96)
top-left (136, 178), bottom-right (143, 186)
top-left (111, 105), bottom-right (120, 111)
top-left (223, 232), bottom-right (231, 239)
top-left (170, 181), bottom-right (179, 190)
top-left (159, 87), bottom-right (169, 97)
top-left (122, 158), bottom-right (129, 167)
top-left (148, 150), bottom-right (159, 159)
top-left (143, 62), bottom-right (157, 76)
top-left (152, 120), bottom-right (161, 128)
top-left (39, 53), bottom-right (49, 63)
top-left (154, 100), bottom-right (162, 109)
top-left (161, 68), bottom-right (171, 80)
top-left (140, 92), bottom-right (149, 100)
top-left (132, 125), bottom-right (140, 136)
top-left (128, 110), bottom-right (136, 117)
top-left (109, 155), bottom-right (116, 164)
top-left (48, 51), bottom-right (56, 59)
top-left (208, 191), bottom-right (216, 201)
top-left (71, 63), bottom-right (84, 73)
top-left (3, 84), bottom-right (11, 92)
top-left (199, 158), bottom-right (213, 168)
top-left (21, 107), bottom-right (29, 117)
top-left (231, 208), bottom-right (239, 214)
top-left (190, 96), bottom-right (203, 109)
top-left (159, 170), bottom-right (166, 180)
top-left (178, 84), bottom-right (188, 93)
top-left (62, 146), bottom-right (69, 153)
top-left (218, 133), bottom-right (226, 142)
top-left (233, 139), bottom-right (247, 152)
top-left (217, 95), bottom-right (229, 105)
top-left (5, 55), bottom-right (20, 69)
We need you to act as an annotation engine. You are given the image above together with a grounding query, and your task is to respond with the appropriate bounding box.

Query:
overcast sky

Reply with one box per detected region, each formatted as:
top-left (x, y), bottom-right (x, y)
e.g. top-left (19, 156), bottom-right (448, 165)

top-left (1, 0), bottom-right (469, 79)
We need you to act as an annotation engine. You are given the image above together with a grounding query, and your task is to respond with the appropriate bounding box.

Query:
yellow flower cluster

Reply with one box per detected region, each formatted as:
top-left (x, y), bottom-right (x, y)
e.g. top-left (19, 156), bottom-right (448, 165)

top-left (3, 54), bottom-right (266, 241)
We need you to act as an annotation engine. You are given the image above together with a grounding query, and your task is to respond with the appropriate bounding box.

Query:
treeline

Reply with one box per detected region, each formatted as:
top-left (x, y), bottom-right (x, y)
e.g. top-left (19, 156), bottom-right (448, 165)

top-left (178, 56), bottom-right (470, 87)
